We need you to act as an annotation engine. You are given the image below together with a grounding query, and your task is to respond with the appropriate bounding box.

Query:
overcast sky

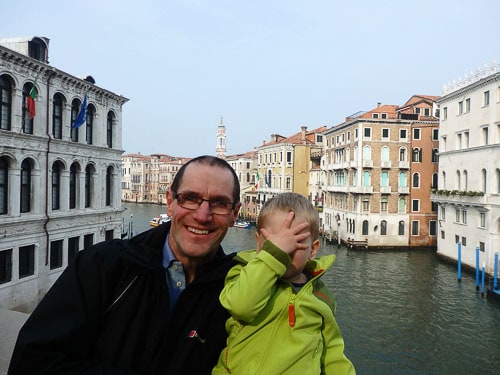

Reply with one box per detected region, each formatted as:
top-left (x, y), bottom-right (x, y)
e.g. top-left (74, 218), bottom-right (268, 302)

top-left (2, 0), bottom-right (499, 157)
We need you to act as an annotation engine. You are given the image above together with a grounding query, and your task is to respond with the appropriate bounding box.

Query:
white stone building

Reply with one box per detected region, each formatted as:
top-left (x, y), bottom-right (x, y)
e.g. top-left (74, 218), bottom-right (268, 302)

top-left (0, 36), bottom-right (128, 311)
top-left (432, 63), bottom-right (500, 274)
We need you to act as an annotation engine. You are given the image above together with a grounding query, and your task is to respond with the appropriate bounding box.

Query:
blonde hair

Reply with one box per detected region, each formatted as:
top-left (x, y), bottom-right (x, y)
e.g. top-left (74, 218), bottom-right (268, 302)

top-left (257, 193), bottom-right (319, 240)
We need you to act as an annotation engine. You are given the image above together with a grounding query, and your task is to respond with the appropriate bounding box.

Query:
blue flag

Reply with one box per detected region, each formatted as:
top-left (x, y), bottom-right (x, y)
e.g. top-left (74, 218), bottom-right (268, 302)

top-left (73, 94), bottom-right (87, 128)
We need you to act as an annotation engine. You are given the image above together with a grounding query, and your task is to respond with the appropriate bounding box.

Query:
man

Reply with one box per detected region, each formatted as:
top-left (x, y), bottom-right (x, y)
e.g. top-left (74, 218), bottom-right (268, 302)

top-left (8, 155), bottom-right (242, 374)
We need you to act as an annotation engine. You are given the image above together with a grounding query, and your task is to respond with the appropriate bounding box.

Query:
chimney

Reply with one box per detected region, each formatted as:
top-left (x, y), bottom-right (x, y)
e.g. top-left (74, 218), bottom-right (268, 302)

top-left (301, 126), bottom-right (307, 143)
top-left (377, 102), bottom-right (381, 108)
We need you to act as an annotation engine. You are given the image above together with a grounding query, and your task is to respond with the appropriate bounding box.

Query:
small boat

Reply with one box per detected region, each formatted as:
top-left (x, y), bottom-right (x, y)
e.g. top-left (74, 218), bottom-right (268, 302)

top-left (150, 214), bottom-right (171, 227)
top-left (234, 220), bottom-right (251, 229)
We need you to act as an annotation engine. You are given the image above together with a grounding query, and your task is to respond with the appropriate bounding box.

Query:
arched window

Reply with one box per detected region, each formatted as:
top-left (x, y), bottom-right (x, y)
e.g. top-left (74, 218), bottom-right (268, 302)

top-left (363, 145), bottom-right (371, 161)
top-left (497, 168), bottom-right (500, 194)
top-left (52, 93), bottom-right (64, 139)
top-left (85, 164), bottom-right (93, 208)
top-left (22, 83), bottom-right (35, 134)
top-left (86, 104), bottom-right (95, 145)
top-left (398, 198), bottom-right (406, 213)
top-left (106, 111), bottom-right (114, 148)
top-left (381, 220), bottom-right (387, 235)
top-left (398, 220), bottom-right (405, 235)
top-left (412, 173), bottom-right (420, 188)
top-left (363, 171), bottom-right (371, 187)
top-left (381, 171), bottom-right (389, 187)
top-left (0, 157), bottom-right (8, 214)
top-left (442, 171), bottom-right (446, 190)
top-left (52, 162), bottom-right (63, 210)
top-left (399, 147), bottom-right (407, 162)
top-left (20, 159), bottom-right (32, 213)
top-left (399, 172), bottom-right (407, 187)
top-left (70, 99), bottom-right (81, 142)
top-left (481, 169), bottom-right (487, 193)
top-left (381, 146), bottom-right (389, 161)
top-left (463, 170), bottom-right (468, 191)
top-left (0, 75), bottom-right (13, 130)
top-left (432, 148), bottom-right (439, 162)
top-left (362, 220), bottom-right (369, 235)
top-left (412, 148), bottom-right (422, 162)
top-left (69, 163), bottom-right (79, 209)
top-left (432, 173), bottom-right (438, 189)
top-left (456, 170), bottom-right (461, 190)
top-left (106, 166), bottom-right (113, 206)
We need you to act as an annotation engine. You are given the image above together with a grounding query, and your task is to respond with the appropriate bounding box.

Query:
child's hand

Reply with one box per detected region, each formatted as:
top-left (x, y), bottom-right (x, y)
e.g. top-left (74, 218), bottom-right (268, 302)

top-left (259, 211), bottom-right (310, 255)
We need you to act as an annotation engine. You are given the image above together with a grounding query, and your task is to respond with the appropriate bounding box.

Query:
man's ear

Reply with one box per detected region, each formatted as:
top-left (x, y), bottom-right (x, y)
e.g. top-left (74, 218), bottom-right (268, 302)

top-left (309, 239), bottom-right (321, 260)
top-left (166, 191), bottom-right (174, 216)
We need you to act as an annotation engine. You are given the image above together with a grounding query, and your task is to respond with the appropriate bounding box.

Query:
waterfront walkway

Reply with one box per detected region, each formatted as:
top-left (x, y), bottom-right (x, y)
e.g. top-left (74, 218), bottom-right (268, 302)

top-left (0, 309), bottom-right (28, 375)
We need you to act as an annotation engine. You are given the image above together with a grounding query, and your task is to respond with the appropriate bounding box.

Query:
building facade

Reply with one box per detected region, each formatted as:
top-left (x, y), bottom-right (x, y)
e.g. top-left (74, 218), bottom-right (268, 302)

top-left (0, 37), bottom-right (128, 311)
top-left (432, 63), bottom-right (500, 274)
top-left (321, 96), bottom-right (439, 248)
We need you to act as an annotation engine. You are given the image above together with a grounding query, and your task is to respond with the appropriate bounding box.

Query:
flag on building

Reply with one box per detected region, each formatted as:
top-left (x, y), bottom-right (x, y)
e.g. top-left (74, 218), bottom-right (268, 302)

top-left (73, 94), bottom-right (88, 128)
top-left (27, 85), bottom-right (36, 119)
top-left (255, 171), bottom-right (260, 189)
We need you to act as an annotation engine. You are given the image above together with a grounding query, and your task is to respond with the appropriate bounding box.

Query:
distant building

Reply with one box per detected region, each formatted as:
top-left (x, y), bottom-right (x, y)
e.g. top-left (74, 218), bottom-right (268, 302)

top-left (432, 63), bottom-right (500, 274)
top-left (255, 126), bottom-right (326, 213)
top-left (322, 96), bottom-right (439, 248)
top-left (121, 153), bottom-right (189, 204)
top-left (226, 150), bottom-right (258, 222)
top-left (0, 36), bottom-right (128, 311)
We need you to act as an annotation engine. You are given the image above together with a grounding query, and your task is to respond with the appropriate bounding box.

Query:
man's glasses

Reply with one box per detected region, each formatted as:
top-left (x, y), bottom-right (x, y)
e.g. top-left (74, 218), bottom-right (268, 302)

top-left (174, 192), bottom-right (235, 215)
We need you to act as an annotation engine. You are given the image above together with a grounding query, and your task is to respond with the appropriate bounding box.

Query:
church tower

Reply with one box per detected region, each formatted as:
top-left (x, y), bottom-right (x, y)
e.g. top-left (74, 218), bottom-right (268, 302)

top-left (216, 117), bottom-right (226, 158)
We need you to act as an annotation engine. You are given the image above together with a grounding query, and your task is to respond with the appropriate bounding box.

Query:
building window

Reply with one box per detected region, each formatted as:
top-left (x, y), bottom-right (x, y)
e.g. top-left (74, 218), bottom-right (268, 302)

top-left (68, 236), bottom-right (79, 263)
top-left (465, 98), bottom-right (470, 112)
top-left (398, 221), bottom-right (405, 235)
top-left (286, 151), bottom-right (292, 163)
top-left (461, 237), bottom-right (467, 246)
top-left (462, 210), bottom-right (467, 224)
top-left (372, 113), bottom-right (379, 119)
top-left (0, 249), bottom-right (13, 284)
top-left (85, 165), bottom-right (92, 208)
top-left (432, 173), bottom-right (438, 189)
top-left (50, 240), bottom-right (63, 269)
top-left (399, 148), bottom-right (407, 162)
top-left (412, 173), bottom-right (420, 188)
top-left (381, 220), bottom-right (387, 235)
top-left (86, 105), bottom-right (94, 145)
top-left (400, 129), bottom-right (407, 139)
top-left (0, 75), bottom-right (12, 130)
top-left (20, 159), bottom-right (32, 213)
top-left (71, 99), bottom-right (80, 142)
top-left (52, 93), bottom-right (63, 139)
top-left (441, 231), bottom-right (445, 239)
top-left (105, 230), bottom-right (114, 241)
top-left (412, 148), bottom-right (422, 162)
top-left (381, 198), bottom-right (388, 212)
top-left (364, 127), bottom-right (371, 138)
top-left (382, 128), bottom-right (389, 139)
top-left (432, 128), bottom-right (439, 140)
top-left (362, 199), bottom-right (369, 212)
top-left (362, 220), bottom-right (369, 235)
top-left (424, 108), bottom-right (430, 116)
top-left (286, 177), bottom-right (291, 189)
top-left (458, 101), bottom-right (463, 115)
top-left (479, 242), bottom-right (485, 252)
top-left (413, 128), bottom-right (421, 140)
top-left (480, 212), bottom-right (486, 228)
top-left (429, 221), bottom-right (437, 236)
top-left (398, 197), bottom-right (406, 213)
top-left (69, 163), bottom-right (78, 209)
top-left (455, 235), bottom-right (460, 244)
top-left (482, 127), bottom-right (489, 145)
top-left (432, 149), bottom-right (439, 163)
top-left (381, 113), bottom-right (387, 119)
top-left (0, 157), bottom-right (8, 214)
top-left (455, 209), bottom-right (460, 223)
top-left (442, 107), bottom-right (447, 120)
top-left (411, 221), bottom-right (419, 235)
top-left (19, 245), bottom-right (35, 278)
top-left (107, 112), bottom-right (114, 148)
top-left (484, 90), bottom-right (490, 106)
top-left (52, 162), bottom-right (62, 210)
top-left (22, 83), bottom-right (35, 134)
top-left (412, 199), bottom-right (419, 212)
top-left (106, 166), bottom-right (113, 206)
top-left (84, 233), bottom-right (94, 249)
top-left (441, 206), bottom-right (446, 220)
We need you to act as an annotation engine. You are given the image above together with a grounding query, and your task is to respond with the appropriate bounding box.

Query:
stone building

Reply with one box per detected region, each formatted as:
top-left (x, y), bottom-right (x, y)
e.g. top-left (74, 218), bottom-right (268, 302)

top-left (321, 96), bottom-right (439, 248)
top-left (432, 63), bottom-right (500, 274)
top-left (0, 36), bottom-right (128, 311)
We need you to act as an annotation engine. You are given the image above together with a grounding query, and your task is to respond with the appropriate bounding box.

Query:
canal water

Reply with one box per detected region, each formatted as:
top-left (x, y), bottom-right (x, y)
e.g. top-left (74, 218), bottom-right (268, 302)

top-left (122, 203), bottom-right (500, 375)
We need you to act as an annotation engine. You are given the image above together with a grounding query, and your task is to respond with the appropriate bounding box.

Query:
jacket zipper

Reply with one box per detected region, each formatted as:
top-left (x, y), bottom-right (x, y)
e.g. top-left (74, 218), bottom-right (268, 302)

top-left (288, 293), bottom-right (296, 327)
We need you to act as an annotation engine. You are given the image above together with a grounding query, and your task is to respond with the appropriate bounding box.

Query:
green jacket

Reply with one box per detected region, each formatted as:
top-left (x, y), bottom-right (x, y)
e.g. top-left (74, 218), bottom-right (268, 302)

top-left (213, 240), bottom-right (356, 375)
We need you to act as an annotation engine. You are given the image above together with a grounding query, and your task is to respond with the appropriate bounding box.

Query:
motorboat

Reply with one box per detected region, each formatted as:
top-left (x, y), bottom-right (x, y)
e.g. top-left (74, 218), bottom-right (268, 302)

top-left (150, 213), bottom-right (171, 227)
top-left (234, 220), bottom-right (251, 229)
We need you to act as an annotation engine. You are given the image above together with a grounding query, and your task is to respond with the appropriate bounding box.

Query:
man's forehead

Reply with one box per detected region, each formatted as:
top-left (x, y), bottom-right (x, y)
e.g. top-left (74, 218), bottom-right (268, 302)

top-left (180, 164), bottom-right (234, 193)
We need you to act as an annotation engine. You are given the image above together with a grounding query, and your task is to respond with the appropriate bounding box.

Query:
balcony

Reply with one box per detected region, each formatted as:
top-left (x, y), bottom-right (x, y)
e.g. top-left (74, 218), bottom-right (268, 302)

top-left (398, 186), bottom-right (409, 194)
top-left (380, 186), bottom-right (392, 194)
top-left (380, 160), bottom-right (392, 168)
top-left (350, 185), bottom-right (373, 194)
top-left (399, 161), bottom-right (410, 169)
top-left (430, 191), bottom-right (487, 206)
top-left (362, 160), bottom-right (373, 168)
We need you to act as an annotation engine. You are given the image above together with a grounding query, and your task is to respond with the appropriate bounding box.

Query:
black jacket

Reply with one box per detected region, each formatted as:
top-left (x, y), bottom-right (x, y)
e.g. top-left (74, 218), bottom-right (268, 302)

top-left (8, 223), bottom-right (236, 374)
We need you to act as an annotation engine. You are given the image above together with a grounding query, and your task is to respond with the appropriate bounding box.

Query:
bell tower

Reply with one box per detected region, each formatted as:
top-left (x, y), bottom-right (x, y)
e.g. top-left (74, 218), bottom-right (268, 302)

top-left (216, 116), bottom-right (226, 158)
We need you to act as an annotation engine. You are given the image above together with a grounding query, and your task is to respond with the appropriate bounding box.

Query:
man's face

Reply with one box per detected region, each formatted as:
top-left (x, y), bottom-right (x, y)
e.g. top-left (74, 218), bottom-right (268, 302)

top-left (166, 163), bottom-right (241, 266)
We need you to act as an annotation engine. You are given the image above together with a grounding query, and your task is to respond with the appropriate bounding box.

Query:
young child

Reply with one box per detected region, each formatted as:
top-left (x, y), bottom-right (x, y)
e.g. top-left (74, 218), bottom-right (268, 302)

top-left (213, 192), bottom-right (355, 374)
